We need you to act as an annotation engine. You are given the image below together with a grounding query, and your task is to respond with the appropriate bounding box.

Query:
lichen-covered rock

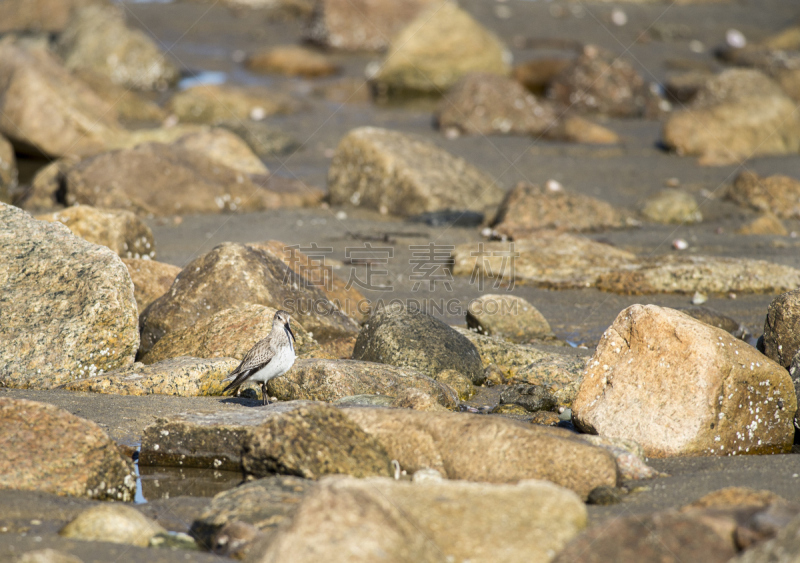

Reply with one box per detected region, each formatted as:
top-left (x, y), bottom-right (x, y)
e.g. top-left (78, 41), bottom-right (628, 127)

top-left (121, 258), bottom-right (181, 314)
top-left (0, 42), bottom-right (123, 158)
top-left (491, 182), bottom-right (629, 238)
top-left (0, 203), bottom-right (138, 389)
top-left (304, 0), bottom-right (443, 52)
top-left (0, 0), bottom-right (108, 33)
top-left (342, 407), bottom-right (617, 498)
top-left (0, 134), bottom-right (17, 204)
top-left (328, 126), bottom-right (503, 216)
top-left (60, 504), bottom-right (165, 546)
top-left (246, 45), bottom-right (338, 77)
top-left (451, 233), bottom-right (638, 289)
top-left (62, 356), bottom-right (239, 396)
top-left (57, 5), bottom-right (178, 90)
top-left (663, 69), bottom-right (800, 164)
top-left (0, 398), bottom-right (136, 500)
top-left (248, 240), bottom-right (369, 323)
top-left (727, 171), bottom-right (800, 219)
top-left (572, 305), bottom-right (796, 457)
top-left (372, 3), bottom-right (511, 95)
top-left (466, 294), bottom-right (553, 342)
top-left (138, 244), bottom-right (358, 357)
top-left (190, 476), bottom-right (314, 557)
top-left (249, 476), bottom-right (587, 563)
top-left (641, 189), bottom-right (702, 224)
top-left (36, 205), bottom-right (155, 259)
top-left (353, 303), bottom-right (484, 384)
top-left (548, 45), bottom-right (651, 117)
top-left (763, 290), bottom-right (800, 369)
top-left (141, 304), bottom-right (316, 364)
top-left (435, 73), bottom-right (557, 136)
top-left (242, 404), bottom-right (394, 479)
top-left (596, 254), bottom-right (800, 295)
top-left (166, 84), bottom-right (296, 125)
top-left (267, 358), bottom-right (458, 407)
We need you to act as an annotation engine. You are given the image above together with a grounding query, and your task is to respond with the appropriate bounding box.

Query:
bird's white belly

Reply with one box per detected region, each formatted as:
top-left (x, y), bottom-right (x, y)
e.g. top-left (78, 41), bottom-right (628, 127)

top-left (249, 345), bottom-right (296, 383)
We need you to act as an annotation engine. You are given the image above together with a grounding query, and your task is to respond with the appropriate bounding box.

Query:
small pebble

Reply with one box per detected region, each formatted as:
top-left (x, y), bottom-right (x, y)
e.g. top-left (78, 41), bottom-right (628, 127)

top-left (689, 40), bottom-right (705, 53)
top-left (726, 29), bottom-right (746, 49)
top-left (691, 291), bottom-right (707, 305)
top-left (546, 179), bottom-right (563, 192)
top-left (611, 8), bottom-right (627, 26)
top-left (673, 238), bottom-right (689, 250)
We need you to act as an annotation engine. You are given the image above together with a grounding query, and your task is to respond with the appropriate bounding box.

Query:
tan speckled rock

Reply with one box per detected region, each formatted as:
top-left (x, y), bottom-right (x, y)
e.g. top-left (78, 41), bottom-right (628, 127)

top-left (246, 45), bottom-right (338, 77)
top-left (251, 476), bottom-right (586, 563)
top-left (491, 182), bottom-right (628, 238)
top-left (242, 404), bottom-right (394, 480)
top-left (372, 3), bottom-right (510, 95)
top-left (572, 305), bottom-right (796, 457)
top-left (737, 213), bottom-right (788, 236)
top-left (267, 358), bottom-right (458, 407)
top-left (641, 189), bottom-right (702, 224)
top-left (141, 304), bottom-right (316, 364)
top-left (62, 356), bottom-right (239, 396)
top-left (0, 134), bottom-right (17, 204)
top-left (328, 127), bottom-right (502, 217)
top-left (727, 171), bottom-right (800, 219)
top-left (763, 290), bottom-right (800, 369)
top-left (353, 304), bottom-right (484, 384)
top-left (121, 258), bottom-right (180, 314)
top-left (0, 398), bottom-right (136, 500)
top-left (435, 73), bottom-right (557, 136)
top-left (166, 84), bottom-right (296, 125)
top-left (36, 205), bottom-right (155, 259)
top-left (466, 294), bottom-right (553, 342)
top-left (304, 0), bottom-right (444, 52)
top-left (56, 5), bottom-right (178, 90)
top-left (0, 42), bottom-right (123, 158)
top-left (0, 0), bottom-right (108, 34)
top-left (451, 233), bottom-right (638, 289)
top-left (60, 504), bottom-right (165, 546)
top-left (138, 244), bottom-right (358, 357)
top-left (0, 203), bottom-right (138, 389)
top-left (549, 115), bottom-right (620, 145)
top-left (249, 240), bottom-right (369, 323)
top-left (596, 254), bottom-right (800, 295)
top-left (170, 128), bottom-right (269, 176)
top-left (342, 407), bottom-right (617, 498)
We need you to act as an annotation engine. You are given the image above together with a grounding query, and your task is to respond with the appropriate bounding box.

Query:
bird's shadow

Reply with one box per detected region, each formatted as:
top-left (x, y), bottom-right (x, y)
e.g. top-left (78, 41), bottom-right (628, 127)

top-left (219, 397), bottom-right (267, 408)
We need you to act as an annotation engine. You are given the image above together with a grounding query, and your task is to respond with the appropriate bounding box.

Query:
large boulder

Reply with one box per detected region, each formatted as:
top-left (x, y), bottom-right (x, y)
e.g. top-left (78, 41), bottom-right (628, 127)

top-left (663, 69), bottom-right (800, 164)
top-left (249, 476), bottom-right (587, 563)
top-left (0, 42), bottom-right (123, 158)
top-left (371, 3), bottom-right (511, 96)
top-left (72, 68), bottom-right (167, 124)
top-left (0, 203), bottom-right (138, 389)
top-left (241, 404), bottom-right (394, 480)
top-left (572, 305), bottom-right (796, 457)
top-left (267, 358), bottom-right (458, 407)
top-left (327, 126), bottom-right (503, 216)
top-left (0, 398), bottom-right (136, 500)
top-left (36, 205), bottom-right (155, 259)
top-left (138, 243), bottom-right (358, 357)
top-left (0, 134), bottom-right (17, 204)
top-left (548, 45), bottom-right (652, 118)
top-left (763, 290), bottom-right (800, 368)
top-left (490, 182), bottom-right (629, 237)
top-left (57, 5), bottom-right (178, 90)
top-left (28, 143), bottom-right (284, 216)
top-left (140, 304), bottom-right (316, 364)
top-left (0, 0), bottom-right (109, 33)
top-left (121, 258), bottom-right (181, 314)
top-left (435, 73), bottom-right (557, 136)
top-left (62, 356), bottom-right (239, 396)
top-left (304, 0), bottom-right (444, 52)
top-left (727, 171), bottom-right (800, 219)
top-left (353, 304), bottom-right (484, 384)
top-left (166, 84), bottom-right (296, 125)
top-left (342, 407), bottom-right (617, 498)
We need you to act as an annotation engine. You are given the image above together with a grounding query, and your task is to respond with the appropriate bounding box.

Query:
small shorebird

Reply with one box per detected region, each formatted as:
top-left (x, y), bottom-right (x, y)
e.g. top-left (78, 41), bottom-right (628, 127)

top-left (222, 310), bottom-right (296, 405)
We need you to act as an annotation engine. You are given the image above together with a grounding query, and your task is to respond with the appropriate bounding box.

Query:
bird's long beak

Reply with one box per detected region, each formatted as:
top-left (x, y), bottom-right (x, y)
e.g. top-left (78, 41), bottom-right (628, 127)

top-left (286, 323), bottom-right (295, 342)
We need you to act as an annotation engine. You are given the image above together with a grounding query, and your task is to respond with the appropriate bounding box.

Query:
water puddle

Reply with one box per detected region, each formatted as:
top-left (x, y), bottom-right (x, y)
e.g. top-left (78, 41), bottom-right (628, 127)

top-left (178, 70), bottom-right (227, 90)
top-left (133, 449), bottom-right (242, 503)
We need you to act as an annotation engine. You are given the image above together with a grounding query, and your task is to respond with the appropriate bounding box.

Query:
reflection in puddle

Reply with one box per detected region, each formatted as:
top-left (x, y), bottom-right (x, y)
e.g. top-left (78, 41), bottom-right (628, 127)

top-left (134, 462), bottom-right (243, 503)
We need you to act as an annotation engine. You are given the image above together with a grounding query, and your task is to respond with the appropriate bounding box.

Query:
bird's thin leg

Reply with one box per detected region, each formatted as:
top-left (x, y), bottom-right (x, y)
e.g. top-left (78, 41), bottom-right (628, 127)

top-left (261, 382), bottom-right (269, 406)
